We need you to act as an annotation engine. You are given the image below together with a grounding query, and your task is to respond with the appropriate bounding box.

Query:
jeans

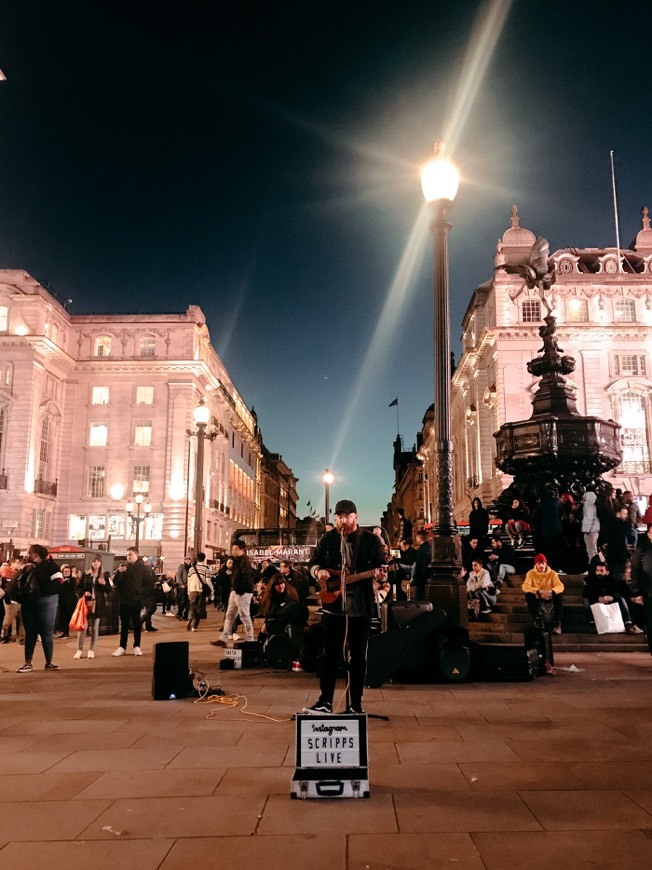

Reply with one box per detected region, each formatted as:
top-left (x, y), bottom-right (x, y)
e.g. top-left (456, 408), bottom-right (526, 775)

top-left (119, 601), bottom-right (143, 649)
top-left (320, 613), bottom-right (370, 709)
top-left (188, 591), bottom-right (204, 629)
top-left (2, 601), bottom-right (23, 640)
top-left (22, 594), bottom-right (59, 663)
top-left (220, 591), bottom-right (253, 641)
top-left (496, 564), bottom-right (515, 584)
top-left (77, 617), bottom-right (101, 652)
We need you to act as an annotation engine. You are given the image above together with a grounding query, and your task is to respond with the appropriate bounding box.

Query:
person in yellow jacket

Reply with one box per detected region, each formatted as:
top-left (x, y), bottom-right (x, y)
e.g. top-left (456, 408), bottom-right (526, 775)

top-left (522, 553), bottom-right (565, 634)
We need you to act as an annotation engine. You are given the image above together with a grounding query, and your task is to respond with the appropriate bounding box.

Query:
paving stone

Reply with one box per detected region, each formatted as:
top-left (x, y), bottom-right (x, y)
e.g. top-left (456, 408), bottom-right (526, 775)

top-left (520, 789), bottom-right (652, 829)
top-left (348, 833), bottom-right (483, 869)
top-left (0, 838), bottom-right (174, 870)
top-left (258, 793), bottom-right (396, 834)
top-left (73, 768), bottom-right (226, 799)
top-left (371, 763), bottom-right (471, 793)
top-left (168, 744), bottom-right (287, 769)
top-left (397, 739), bottom-right (520, 764)
top-left (394, 791), bottom-right (541, 833)
top-left (459, 762), bottom-right (586, 791)
top-left (0, 772), bottom-right (101, 802)
top-left (0, 799), bottom-right (111, 841)
top-left (78, 795), bottom-right (264, 839)
top-left (472, 829), bottom-right (652, 869)
top-left (158, 835), bottom-right (345, 870)
top-left (49, 746), bottom-right (181, 773)
top-left (571, 761), bottom-right (652, 789)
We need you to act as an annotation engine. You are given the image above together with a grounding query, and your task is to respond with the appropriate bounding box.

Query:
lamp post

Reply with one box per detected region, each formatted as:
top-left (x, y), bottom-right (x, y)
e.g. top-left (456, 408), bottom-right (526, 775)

top-left (126, 493), bottom-right (151, 552)
top-left (192, 398), bottom-right (211, 557)
top-left (322, 469), bottom-right (334, 526)
top-left (420, 141), bottom-right (465, 623)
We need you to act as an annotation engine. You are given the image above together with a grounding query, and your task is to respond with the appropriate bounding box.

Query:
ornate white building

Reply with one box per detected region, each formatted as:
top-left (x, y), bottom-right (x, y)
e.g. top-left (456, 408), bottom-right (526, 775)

top-left (415, 207), bottom-right (652, 523)
top-left (0, 270), bottom-right (273, 564)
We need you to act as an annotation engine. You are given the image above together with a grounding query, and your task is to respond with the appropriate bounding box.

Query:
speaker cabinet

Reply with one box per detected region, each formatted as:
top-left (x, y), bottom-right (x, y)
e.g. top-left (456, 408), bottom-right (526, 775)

top-left (152, 641), bottom-right (191, 700)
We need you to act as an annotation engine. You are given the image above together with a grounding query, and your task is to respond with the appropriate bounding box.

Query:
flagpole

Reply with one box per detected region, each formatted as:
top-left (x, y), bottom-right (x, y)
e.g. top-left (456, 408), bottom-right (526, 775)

top-left (610, 149), bottom-right (622, 272)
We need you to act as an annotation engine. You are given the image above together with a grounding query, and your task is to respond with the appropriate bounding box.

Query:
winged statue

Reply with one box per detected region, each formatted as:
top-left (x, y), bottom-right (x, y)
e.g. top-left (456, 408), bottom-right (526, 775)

top-left (495, 236), bottom-right (556, 312)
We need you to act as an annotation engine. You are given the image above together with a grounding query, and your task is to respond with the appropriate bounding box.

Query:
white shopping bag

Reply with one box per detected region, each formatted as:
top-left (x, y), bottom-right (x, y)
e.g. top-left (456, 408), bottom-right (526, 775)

top-left (590, 602), bottom-right (625, 634)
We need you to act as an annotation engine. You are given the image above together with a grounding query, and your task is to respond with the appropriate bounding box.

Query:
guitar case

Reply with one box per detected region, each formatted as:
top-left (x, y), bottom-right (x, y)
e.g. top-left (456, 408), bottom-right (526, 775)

top-left (366, 609), bottom-right (447, 688)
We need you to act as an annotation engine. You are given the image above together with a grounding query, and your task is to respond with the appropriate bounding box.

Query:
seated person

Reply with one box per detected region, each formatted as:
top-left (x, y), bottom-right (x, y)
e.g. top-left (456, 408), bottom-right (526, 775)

top-left (486, 536), bottom-right (516, 588)
top-left (505, 497), bottom-right (531, 548)
top-left (466, 558), bottom-right (497, 616)
top-left (258, 572), bottom-right (308, 661)
top-left (461, 536), bottom-right (485, 573)
top-left (390, 539), bottom-right (417, 600)
top-left (584, 558), bottom-right (642, 635)
top-left (522, 553), bottom-right (565, 634)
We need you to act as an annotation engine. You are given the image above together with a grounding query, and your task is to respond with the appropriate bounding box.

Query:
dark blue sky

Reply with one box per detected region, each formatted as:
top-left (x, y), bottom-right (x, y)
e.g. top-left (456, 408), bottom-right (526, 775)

top-left (1, 1), bottom-right (651, 523)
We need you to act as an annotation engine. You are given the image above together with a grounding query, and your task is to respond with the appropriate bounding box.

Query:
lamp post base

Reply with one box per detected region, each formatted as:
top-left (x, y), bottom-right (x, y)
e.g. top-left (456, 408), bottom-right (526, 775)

top-left (426, 534), bottom-right (467, 629)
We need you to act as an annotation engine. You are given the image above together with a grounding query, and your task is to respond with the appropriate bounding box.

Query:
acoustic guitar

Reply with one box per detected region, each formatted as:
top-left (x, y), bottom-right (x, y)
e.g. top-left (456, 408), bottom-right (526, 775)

top-left (317, 565), bottom-right (395, 605)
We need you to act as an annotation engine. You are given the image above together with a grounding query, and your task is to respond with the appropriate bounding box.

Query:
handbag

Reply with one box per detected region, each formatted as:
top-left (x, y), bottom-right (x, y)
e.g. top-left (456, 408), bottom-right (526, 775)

top-left (590, 601), bottom-right (625, 635)
top-left (86, 596), bottom-right (96, 614)
top-left (161, 580), bottom-right (172, 594)
top-left (7, 568), bottom-right (36, 604)
top-left (69, 597), bottom-right (88, 633)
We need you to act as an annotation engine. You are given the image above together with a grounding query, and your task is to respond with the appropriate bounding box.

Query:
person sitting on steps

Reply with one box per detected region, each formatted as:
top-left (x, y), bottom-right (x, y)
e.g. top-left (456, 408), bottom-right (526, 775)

top-left (522, 553), bottom-right (565, 634)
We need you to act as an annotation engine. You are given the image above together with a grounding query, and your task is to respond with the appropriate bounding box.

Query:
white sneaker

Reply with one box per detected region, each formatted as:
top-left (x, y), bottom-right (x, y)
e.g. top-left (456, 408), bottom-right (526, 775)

top-left (73, 650), bottom-right (82, 660)
top-left (133, 646), bottom-right (143, 656)
top-left (87, 650), bottom-right (95, 659)
top-left (112, 647), bottom-right (126, 657)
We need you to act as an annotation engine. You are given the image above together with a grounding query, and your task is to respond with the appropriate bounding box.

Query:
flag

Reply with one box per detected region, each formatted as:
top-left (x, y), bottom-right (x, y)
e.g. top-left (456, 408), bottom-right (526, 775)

top-left (388, 397), bottom-right (398, 408)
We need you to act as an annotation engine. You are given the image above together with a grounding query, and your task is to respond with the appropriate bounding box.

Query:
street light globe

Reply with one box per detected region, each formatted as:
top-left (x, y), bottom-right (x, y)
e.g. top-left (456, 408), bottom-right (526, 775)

top-left (420, 141), bottom-right (459, 204)
top-left (193, 398), bottom-right (211, 426)
top-left (110, 483), bottom-right (125, 501)
top-left (322, 469), bottom-right (334, 486)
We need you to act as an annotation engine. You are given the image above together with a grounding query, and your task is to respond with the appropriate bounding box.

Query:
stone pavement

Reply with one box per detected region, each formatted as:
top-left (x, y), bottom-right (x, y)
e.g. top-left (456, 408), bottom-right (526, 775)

top-left (1, 614), bottom-right (652, 870)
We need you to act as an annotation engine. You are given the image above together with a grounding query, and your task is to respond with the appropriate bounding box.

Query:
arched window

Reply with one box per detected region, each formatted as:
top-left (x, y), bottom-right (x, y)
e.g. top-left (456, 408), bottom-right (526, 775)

top-left (139, 335), bottom-right (156, 357)
top-left (618, 390), bottom-right (651, 474)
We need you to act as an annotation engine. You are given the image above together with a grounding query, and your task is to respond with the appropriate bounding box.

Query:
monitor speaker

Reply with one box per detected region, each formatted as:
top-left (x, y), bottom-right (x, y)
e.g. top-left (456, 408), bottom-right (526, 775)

top-left (152, 641), bottom-right (191, 700)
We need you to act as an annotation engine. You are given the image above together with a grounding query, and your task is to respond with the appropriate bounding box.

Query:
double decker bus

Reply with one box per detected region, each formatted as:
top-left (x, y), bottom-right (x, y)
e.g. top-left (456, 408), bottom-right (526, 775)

top-left (229, 526), bottom-right (320, 565)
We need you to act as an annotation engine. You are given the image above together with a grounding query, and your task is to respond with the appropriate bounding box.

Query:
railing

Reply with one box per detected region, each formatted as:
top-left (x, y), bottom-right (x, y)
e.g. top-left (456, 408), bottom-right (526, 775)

top-left (34, 478), bottom-right (58, 496)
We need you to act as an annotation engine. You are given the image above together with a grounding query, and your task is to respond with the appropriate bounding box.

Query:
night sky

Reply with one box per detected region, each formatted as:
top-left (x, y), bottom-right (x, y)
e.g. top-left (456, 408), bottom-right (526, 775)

top-left (1, 1), bottom-right (651, 524)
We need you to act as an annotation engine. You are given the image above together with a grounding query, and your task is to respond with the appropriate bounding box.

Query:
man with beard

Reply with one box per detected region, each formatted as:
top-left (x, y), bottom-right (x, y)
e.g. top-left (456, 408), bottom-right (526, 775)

top-left (304, 500), bottom-right (387, 715)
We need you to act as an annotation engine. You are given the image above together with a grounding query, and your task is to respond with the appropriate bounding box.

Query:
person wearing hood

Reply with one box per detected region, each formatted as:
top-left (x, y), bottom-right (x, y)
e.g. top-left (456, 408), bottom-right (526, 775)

top-left (582, 491), bottom-right (600, 561)
top-left (522, 553), bottom-right (565, 634)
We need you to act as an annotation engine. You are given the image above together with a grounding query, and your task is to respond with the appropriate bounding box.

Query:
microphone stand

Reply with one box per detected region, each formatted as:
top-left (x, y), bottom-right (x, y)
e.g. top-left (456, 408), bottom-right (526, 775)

top-left (342, 530), bottom-right (389, 722)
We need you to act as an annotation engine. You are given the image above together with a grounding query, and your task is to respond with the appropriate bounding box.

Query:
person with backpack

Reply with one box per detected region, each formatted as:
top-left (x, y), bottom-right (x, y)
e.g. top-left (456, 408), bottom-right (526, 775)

top-left (187, 552), bottom-right (212, 631)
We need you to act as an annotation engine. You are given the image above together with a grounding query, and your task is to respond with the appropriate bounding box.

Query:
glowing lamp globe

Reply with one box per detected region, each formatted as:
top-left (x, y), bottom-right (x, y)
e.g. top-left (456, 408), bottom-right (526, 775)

top-left (420, 142), bottom-right (459, 204)
top-left (193, 399), bottom-right (211, 426)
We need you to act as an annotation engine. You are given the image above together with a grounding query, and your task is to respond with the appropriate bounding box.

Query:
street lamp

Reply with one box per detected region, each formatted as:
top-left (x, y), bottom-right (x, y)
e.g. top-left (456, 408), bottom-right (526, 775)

top-left (191, 397), bottom-right (216, 557)
top-left (420, 141), bottom-right (465, 622)
top-left (126, 493), bottom-right (151, 552)
top-left (322, 469), bottom-right (334, 525)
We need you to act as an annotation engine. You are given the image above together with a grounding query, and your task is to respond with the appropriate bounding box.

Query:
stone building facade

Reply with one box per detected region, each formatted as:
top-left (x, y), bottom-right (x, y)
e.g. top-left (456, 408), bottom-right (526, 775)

top-left (0, 270), bottom-right (296, 564)
top-left (395, 207), bottom-right (652, 528)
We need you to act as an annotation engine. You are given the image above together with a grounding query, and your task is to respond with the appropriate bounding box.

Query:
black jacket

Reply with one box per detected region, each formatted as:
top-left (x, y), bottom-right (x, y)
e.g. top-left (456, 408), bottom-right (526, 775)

top-left (309, 526), bottom-right (386, 618)
top-left (114, 559), bottom-right (147, 604)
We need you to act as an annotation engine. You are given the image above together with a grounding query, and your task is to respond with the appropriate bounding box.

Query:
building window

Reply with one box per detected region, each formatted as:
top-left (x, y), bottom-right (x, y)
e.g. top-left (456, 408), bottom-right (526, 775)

top-left (88, 514), bottom-right (107, 541)
top-left (144, 512), bottom-right (163, 540)
top-left (139, 336), bottom-right (156, 357)
top-left (134, 422), bottom-right (152, 447)
top-left (89, 423), bottom-right (108, 447)
top-left (522, 300), bottom-right (541, 322)
top-left (92, 386), bottom-right (110, 405)
top-left (0, 306), bottom-right (8, 331)
top-left (33, 508), bottom-right (49, 539)
top-left (4, 364), bottom-right (12, 386)
top-left (50, 322), bottom-right (59, 345)
top-left (618, 391), bottom-right (651, 474)
top-left (566, 298), bottom-right (589, 322)
top-left (87, 465), bottom-right (106, 498)
top-left (45, 375), bottom-right (58, 399)
top-left (558, 258), bottom-right (575, 274)
top-left (136, 386), bottom-right (154, 404)
top-left (39, 417), bottom-right (52, 481)
top-left (132, 465), bottom-right (150, 494)
top-left (613, 354), bottom-right (646, 378)
top-left (94, 335), bottom-right (112, 357)
top-left (108, 513), bottom-right (126, 538)
top-left (69, 514), bottom-right (86, 540)
top-left (614, 298), bottom-right (636, 322)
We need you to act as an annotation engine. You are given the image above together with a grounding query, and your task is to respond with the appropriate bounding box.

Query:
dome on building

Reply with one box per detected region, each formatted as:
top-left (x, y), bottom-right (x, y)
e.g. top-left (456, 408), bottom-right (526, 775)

top-left (500, 205), bottom-right (536, 265)
top-left (634, 206), bottom-right (652, 254)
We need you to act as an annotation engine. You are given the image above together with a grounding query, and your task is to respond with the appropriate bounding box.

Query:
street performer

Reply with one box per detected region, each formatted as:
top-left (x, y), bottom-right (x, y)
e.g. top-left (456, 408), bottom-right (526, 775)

top-left (304, 499), bottom-right (387, 715)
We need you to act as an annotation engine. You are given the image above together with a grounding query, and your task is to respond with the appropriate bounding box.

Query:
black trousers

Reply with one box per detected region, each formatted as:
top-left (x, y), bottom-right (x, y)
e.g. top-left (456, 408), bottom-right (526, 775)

top-left (320, 612), bottom-right (370, 709)
top-left (525, 591), bottom-right (563, 623)
top-left (119, 602), bottom-right (142, 649)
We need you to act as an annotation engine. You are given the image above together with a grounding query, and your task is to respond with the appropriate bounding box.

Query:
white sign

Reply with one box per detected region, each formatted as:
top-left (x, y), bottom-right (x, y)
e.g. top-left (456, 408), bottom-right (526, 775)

top-left (297, 717), bottom-right (362, 768)
top-left (2, 521), bottom-right (18, 529)
top-left (248, 545), bottom-right (313, 562)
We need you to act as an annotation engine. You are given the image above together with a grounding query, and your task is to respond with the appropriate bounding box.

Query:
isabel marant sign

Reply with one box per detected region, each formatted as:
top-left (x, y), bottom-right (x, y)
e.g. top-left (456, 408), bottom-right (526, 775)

top-left (297, 718), bottom-right (362, 768)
